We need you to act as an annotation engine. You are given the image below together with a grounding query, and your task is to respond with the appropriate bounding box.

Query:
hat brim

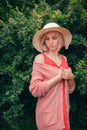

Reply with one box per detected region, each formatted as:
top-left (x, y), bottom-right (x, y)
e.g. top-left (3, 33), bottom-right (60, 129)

top-left (32, 27), bottom-right (72, 52)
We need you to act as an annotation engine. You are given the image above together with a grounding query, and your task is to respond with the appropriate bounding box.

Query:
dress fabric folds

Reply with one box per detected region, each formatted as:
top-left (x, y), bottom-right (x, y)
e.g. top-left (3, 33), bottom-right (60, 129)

top-left (29, 53), bottom-right (75, 130)
top-left (43, 54), bottom-right (69, 130)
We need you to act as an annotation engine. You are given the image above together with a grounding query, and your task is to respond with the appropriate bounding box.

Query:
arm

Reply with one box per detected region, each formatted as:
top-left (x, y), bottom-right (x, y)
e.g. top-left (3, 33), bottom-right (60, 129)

top-left (46, 68), bottom-right (62, 88)
top-left (62, 68), bottom-right (75, 93)
top-left (29, 54), bottom-right (62, 97)
top-left (29, 70), bottom-right (62, 97)
top-left (35, 54), bottom-right (62, 88)
top-left (68, 73), bottom-right (75, 89)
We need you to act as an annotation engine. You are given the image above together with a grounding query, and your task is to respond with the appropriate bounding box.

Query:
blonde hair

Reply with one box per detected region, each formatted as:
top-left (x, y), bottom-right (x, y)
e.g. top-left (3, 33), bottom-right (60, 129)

top-left (40, 34), bottom-right (48, 52)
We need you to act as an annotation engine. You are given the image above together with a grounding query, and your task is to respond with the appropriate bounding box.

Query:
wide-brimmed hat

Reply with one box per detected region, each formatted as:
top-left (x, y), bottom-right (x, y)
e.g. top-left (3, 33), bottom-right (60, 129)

top-left (32, 22), bottom-right (72, 52)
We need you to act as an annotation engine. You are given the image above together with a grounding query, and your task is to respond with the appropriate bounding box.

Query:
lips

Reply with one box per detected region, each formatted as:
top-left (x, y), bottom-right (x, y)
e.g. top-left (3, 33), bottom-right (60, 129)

top-left (50, 46), bottom-right (56, 49)
top-left (49, 45), bottom-right (55, 47)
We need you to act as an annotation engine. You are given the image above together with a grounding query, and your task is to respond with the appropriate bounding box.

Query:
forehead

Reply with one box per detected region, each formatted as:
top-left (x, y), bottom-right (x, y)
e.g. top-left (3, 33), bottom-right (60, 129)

top-left (45, 31), bottom-right (61, 37)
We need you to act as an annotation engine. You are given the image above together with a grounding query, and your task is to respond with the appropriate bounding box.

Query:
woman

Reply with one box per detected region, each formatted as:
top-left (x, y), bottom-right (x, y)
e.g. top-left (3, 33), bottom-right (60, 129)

top-left (29, 23), bottom-right (75, 130)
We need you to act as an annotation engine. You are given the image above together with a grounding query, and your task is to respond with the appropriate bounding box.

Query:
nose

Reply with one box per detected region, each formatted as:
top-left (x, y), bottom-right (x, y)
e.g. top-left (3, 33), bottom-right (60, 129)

top-left (49, 38), bottom-right (53, 44)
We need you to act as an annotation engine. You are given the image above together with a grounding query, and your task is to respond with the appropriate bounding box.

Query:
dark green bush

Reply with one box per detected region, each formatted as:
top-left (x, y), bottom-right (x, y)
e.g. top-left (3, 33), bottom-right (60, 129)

top-left (0, 0), bottom-right (87, 130)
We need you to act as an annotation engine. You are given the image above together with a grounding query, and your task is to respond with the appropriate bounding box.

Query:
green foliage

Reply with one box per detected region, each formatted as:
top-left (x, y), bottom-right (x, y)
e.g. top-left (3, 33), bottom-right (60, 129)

top-left (65, 0), bottom-right (87, 35)
top-left (0, 0), bottom-right (87, 130)
top-left (75, 54), bottom-right (87, 95)
top-left (0, 5), bottom-right (36, 130)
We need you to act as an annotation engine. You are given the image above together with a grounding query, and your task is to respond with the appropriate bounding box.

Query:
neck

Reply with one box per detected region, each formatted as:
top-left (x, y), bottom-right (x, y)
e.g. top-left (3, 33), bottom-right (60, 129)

top-left (45, 51), bottom-right (62, 65)
top-left (45, 51), bottom-right (59, 57)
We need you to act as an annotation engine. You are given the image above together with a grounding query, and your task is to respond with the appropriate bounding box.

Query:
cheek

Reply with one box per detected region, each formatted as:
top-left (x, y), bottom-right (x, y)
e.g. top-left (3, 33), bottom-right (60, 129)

top-left (45, 42), bottom-right (47, 47)
top-left (45, 42), bottom-right (49, 47)
top-left (57, 43), bottom-right (62, 50)
top-left (57, 39), bottom-right (64, 47)
top-left (44, 42), bottom-right (49, 50)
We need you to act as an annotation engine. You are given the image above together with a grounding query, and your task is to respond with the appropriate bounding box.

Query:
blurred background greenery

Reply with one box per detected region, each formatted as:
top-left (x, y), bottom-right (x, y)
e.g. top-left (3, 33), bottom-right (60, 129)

top-left (0, 0), bottom-right (87, 130)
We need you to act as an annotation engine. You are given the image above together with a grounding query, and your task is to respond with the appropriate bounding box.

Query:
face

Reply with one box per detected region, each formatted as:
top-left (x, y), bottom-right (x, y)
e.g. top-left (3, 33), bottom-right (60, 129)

top-left (44, 31), bottom-right (64, 52)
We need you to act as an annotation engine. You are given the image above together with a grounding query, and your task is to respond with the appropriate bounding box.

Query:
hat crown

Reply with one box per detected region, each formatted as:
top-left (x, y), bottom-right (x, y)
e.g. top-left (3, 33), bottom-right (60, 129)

top-left (43, 23), bottom-right (60, 29)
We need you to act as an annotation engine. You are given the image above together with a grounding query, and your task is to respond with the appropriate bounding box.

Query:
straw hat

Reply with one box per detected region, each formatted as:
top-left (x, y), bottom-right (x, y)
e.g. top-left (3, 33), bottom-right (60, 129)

top-left (32, 22), bottom-right (72, 52)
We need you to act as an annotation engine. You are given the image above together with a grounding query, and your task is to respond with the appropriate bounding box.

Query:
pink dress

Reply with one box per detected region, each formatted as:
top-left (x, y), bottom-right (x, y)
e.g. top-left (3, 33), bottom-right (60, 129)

top-left (43, 53), bottom-right (69, 130)
top-left (29, 53), bottom-right (75, 130)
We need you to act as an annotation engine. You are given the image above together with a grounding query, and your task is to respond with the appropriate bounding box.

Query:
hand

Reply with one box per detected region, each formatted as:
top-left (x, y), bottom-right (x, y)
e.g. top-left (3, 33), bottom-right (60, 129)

top-left (57, 67), bottom-right (62, 81)
top-left (61, 68), bottom-right (74, 80)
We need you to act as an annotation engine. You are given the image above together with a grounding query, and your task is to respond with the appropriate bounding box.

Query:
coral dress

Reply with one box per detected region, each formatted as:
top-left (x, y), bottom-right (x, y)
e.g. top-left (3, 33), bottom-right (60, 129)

top-left (29, 53), bottom-right (75, 130)
top-left (43, 53), bottom-right (69, 130)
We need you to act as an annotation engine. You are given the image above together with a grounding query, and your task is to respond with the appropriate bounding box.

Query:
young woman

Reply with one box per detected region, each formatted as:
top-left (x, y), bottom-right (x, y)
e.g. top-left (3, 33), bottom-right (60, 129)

top-left (29, 23), bottom-right (75, 130)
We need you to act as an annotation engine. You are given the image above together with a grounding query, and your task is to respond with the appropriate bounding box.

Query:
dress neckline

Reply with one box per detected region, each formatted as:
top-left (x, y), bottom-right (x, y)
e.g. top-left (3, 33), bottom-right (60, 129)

top-left (43, 53), bottom-right (63, 68)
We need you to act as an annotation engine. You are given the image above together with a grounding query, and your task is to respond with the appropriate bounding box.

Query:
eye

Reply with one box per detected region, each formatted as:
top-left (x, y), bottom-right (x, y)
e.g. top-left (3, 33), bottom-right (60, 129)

top-left (45, 37), bottom-right (49, 40)
top-left (52, 36), bottom-right (57, 40)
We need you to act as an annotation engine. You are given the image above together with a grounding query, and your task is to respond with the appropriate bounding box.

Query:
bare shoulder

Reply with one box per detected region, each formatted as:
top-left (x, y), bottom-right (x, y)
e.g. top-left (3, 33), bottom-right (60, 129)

top-left (34, 54), bottom-right (44, 63)
top-left (62, 54), bottom-right (67, 61)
